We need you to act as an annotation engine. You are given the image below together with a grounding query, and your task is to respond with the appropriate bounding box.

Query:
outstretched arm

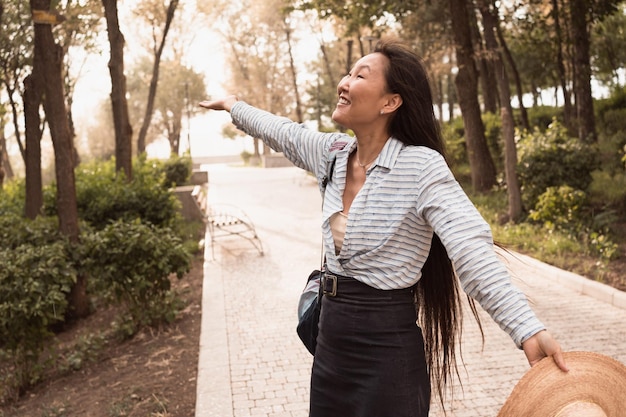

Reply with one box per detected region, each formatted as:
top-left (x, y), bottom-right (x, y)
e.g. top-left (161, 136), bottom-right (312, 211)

top-left (522, 330), bottom-right (569, 372)
top-left (199, 95), bottom-right (239, 112)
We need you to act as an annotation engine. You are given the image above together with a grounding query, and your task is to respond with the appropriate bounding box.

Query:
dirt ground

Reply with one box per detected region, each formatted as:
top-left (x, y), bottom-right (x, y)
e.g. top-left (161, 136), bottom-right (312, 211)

top-left (0, 254), bottom-right (205, 417)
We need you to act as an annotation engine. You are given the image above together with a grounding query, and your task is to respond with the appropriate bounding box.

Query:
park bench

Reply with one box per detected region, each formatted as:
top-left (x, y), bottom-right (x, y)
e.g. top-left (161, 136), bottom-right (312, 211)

top-left (191, 185), bottom-right (264, 259)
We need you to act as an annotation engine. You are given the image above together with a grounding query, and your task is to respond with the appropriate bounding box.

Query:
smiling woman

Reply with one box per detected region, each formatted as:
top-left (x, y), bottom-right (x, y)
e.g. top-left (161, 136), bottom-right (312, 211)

top-left (198, 37), bottom-right (569, 417)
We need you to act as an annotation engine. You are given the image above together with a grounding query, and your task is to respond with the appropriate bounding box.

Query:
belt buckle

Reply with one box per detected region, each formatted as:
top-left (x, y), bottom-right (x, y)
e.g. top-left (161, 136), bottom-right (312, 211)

top-left (323, 274), bottom-right (337, 297)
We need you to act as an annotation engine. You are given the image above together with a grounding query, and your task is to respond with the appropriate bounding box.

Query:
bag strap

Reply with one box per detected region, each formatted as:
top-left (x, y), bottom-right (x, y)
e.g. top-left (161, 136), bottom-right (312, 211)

top-left (319, 141), bottom-right (347, 270)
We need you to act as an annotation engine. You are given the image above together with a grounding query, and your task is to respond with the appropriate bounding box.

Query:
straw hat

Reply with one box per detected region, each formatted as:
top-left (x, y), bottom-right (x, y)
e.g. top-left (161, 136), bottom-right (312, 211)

top-left (498, 351), bottom-right (626, 417)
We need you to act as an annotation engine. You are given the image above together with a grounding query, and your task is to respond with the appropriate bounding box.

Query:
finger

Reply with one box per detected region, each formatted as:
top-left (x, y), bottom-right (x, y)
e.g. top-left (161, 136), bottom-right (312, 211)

top-left (552, 350), bottom-right (569, 372)
top-left (198, 100), bottom-right (213, 108)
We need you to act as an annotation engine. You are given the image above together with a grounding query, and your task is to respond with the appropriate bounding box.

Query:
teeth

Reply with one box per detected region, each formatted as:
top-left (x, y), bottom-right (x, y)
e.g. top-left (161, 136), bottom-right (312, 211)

top-left (338, 97), bottom-right (350, 105)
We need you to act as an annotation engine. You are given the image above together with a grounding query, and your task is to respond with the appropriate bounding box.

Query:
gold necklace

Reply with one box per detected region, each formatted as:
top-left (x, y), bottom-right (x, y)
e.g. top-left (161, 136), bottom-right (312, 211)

top-left (356, 153), bottom-right (377, 168)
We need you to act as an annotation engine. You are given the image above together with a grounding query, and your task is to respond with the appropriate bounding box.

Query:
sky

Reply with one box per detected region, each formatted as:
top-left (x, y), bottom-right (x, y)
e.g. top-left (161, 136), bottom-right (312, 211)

top-left (72, 1), bottom-right (251, 160)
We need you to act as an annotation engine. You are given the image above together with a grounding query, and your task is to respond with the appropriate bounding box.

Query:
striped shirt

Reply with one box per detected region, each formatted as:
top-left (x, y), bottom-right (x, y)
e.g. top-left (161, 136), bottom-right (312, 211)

top-left (231, 101), bottom-right (545, 347)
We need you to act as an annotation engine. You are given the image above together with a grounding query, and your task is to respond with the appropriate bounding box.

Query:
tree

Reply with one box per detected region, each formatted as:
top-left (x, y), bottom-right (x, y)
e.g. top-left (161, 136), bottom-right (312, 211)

top-left (0, 0), bottom-right (44, 215)
top-left (449, 0), bottom-right (497, 192)
top-left (128, 59), bottom-right (207, 155)
top-left (30, 0), bottom-right (87, 318)
top-left (56, 0), bottom-right (103, 167)
top-left (592, 5), bottom-right (626, 87)
top-left (102, 0), bottom-right (132, 179)
top-left (478, 0), bottom-right (523, 221)
top-left (218, 0), bottom-right (303, 158)
top-left (570, 0), bottom-right (597, 142)
top-left (134, 0), bottom-right (180, 155)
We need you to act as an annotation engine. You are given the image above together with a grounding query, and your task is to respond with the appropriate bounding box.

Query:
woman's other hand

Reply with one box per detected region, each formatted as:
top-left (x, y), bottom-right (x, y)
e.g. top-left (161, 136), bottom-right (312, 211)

top-left (522, 330), bottom-right (569, 372)
top-left (199, 95), bottom-right (239, 112)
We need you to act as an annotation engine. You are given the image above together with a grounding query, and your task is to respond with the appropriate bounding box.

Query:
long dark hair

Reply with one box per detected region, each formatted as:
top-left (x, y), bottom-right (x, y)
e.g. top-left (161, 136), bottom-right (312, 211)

top-left (374, 38), bottom-right (484, 410)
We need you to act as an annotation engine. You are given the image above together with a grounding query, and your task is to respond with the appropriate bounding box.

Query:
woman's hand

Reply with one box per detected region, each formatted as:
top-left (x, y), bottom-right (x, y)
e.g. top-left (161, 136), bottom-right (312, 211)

top-left (522, 330), bottom-right (569, 372)
top-left (198, 95), bottom-right (239, 112)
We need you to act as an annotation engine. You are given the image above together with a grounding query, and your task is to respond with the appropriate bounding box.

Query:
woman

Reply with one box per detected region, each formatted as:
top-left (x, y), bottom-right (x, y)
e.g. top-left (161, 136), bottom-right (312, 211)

top-left (200, 38), bottom-right (568, 417)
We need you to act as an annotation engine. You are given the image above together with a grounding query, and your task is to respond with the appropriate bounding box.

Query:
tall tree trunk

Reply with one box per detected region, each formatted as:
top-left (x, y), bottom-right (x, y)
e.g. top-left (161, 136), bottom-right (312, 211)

top-left (0, 120), bottom-right (12, 187)
top-left (319, 43), bottom-right (337, 90)
top-left (136, 0), bottom-right (179, 154)
top-left (470, 11), bottom-right (498, 114)
top-left (285, 26), bottom-right (303, 123)
top-left (552, 0), bottom-right (574, 129)
top-left (0, 129), bottom-right (14, 182)
top-left (23, 67), bottom-right (44, 219)
top-left (495, 24), bottom-right (530, 131)
top-left (569, 0), bottom-right (596, 142)
top-left (449, 0), bottom-right (497, 192)
top-left (102, 0), bottom-right (132, 179)
top-left (7, 84), bottom-right (26, 161)
top-left (479, 0), bottom-right (523, 222)
top-left (447, 74), bottom-right (455, 122)
top-left (31, 0), bottom-right (88, 318)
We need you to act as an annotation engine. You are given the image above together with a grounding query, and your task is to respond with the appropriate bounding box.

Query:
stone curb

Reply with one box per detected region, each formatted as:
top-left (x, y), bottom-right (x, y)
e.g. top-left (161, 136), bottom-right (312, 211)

top-left (509, 251), bottom-right (626, 310)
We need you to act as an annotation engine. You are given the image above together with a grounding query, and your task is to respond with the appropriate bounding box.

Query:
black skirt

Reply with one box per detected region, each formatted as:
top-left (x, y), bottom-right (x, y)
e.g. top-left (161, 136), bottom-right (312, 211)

top-left (310, 273), bottom-right (430, 417)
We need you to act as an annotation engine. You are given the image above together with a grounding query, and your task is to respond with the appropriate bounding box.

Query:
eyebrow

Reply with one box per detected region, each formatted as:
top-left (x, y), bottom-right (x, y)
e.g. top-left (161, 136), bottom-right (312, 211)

top-left (352, 64), bottom-right (372, 73)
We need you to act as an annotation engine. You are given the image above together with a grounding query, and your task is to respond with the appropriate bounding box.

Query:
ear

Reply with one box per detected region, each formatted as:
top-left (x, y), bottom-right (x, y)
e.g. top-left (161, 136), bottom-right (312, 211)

top-left (383, 93), bottom-right (402, 114)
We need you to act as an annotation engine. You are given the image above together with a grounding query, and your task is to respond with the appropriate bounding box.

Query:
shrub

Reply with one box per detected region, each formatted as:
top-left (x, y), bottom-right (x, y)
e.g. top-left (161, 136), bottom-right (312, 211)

top-left (44, 158), bottom-right (181, 230)
top-left (517, 119), bottom-right (598, 209)
top-left (588, 170), bottom-right (626, 212)
top-left (528, 185), bottom-right (588, 232)
top-left (441, 120), bottom-right (466, 169)
top-left (525, 105), bottom-right (563, 131)
top-left (82, 220), bottom-right (191, 336)
top-left (160, 154), bottom-right (192, 188)
top-left (0, 239), bottom-right (75, 401)
top-left (0, 178), bottom-right (26, 217)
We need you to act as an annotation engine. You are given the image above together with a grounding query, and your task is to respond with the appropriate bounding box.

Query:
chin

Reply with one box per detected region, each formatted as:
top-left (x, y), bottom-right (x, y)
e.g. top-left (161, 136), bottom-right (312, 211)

top-left (331, 111), bottom-right (347, 128)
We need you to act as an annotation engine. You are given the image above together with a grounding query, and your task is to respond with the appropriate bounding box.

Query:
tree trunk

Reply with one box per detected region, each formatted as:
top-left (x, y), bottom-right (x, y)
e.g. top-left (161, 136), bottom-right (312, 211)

top-left (0, 120), bottom-right (13, 187)
top-left (449, 0), bottom-right (497, 192)
top-left (479, 1), bottom-right (523, 222)
top-left (447, 74), bottom-right (455, 122)
top-left (552, 0), bottom-right (574, 129)
top-left (136, 0), bottom-right (179, 154)
top-left (569, 0), bottom-right (597, 142)
top-left (319, 43), bottom-right (337, 90)
top-left (495, 24), bottom-right (530, 131)
top-left (102, 0), bottom-right (132, 179)
top-left (470, 11), bottom-right (498, 114)
top-left (23, 68), bottom-right (44, 219)
top-left (31, 0), bottom-right (88, 318)
top-left (0, 131), bottom-right (14, 182)
top-left (285, 26), bottom-right (303, 123)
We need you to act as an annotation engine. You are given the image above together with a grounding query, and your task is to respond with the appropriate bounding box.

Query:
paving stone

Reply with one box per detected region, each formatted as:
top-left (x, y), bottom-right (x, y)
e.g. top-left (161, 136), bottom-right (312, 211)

top-left (196, 166), bottom-right (626, 417)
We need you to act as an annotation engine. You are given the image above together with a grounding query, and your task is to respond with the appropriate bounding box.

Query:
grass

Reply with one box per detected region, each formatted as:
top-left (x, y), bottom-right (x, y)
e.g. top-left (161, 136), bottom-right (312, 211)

top-left (467, 184), bottom-right (623, 285)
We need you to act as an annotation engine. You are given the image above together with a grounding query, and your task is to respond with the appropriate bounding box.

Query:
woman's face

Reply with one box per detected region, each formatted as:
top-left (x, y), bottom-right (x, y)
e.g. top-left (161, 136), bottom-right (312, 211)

top-left (331, 52), bottom-right (391, 130)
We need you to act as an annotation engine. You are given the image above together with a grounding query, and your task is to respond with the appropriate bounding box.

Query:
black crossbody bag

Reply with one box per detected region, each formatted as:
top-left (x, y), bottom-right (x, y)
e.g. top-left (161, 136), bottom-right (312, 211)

top-left (296, 146), bottom-right (341, 355)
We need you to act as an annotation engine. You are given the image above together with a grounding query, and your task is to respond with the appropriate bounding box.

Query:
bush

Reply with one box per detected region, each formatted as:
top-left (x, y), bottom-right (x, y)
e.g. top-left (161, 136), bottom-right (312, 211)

top-left (517, 119), bottom-right (598, 209)
top-left (0, 178), bottom-right (26, 217)
top-left (525, 105), bottom-right (563, 131)
top-left (0, 238), bottom-right (75, 401)
top-left (159, 154), bottom-right (193, 188)
top-left (441, 119), bottom-right (466, 169)
top-left (44, 158), bottom-right (181, 230)
top-left (82, 220), bottom-right (191, 336)
top-left (528, 185), bottom-right (588, 232)
top-left (589, 170), bottom-right (626, 212)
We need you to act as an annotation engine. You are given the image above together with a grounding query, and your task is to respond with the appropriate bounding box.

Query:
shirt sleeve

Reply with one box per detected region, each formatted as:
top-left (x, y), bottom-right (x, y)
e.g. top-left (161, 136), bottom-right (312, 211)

top-left (230, 101), bottom-right (343, 187)
top-left (418, 153), bottom-right (545, 348)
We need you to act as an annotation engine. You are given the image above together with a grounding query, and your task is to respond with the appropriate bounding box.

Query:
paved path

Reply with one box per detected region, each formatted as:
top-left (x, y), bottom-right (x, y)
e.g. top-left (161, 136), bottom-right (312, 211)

top-left (195, 165), bottom-right (626, 417)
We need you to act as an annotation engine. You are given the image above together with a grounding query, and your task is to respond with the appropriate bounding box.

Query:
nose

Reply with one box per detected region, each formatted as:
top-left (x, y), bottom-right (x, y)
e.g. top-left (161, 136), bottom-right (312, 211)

top-left (337, 75), bottom-right (349, 94)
